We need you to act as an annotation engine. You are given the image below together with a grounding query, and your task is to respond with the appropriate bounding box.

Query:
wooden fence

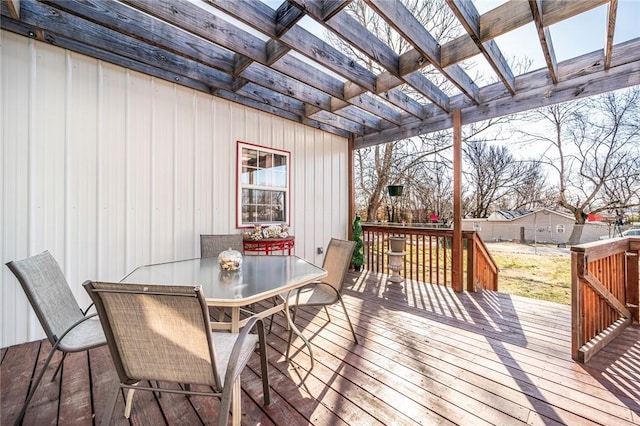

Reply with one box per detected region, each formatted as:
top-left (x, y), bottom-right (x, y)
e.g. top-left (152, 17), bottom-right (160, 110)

top-left (570, 237), bottom-right (639, 363)
top-left (360, 224), bottom-right (498, 291)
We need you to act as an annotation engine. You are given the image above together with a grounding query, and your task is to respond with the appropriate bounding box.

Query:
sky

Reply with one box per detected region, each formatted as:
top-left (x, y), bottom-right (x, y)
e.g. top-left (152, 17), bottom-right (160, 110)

top-left (475, 0), bottom-right (640, 84)
top-left (258, 0), bottom-right (640, 88)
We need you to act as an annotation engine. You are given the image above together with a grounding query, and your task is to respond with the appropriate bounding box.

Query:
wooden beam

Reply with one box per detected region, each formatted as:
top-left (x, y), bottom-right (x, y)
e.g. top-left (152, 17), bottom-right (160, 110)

top-left (348, 133), bottom-right (355, 239)
top-left (306, 107), bottom-right (366, 134)
top-left (6, 0), bottom-right (19, 19)
top-left (122, 0), bottom-right (266, 62)
top-left (605, 0), bottom-right (618, 69)
top-left (275, 1), bottom-right (303, 36)
top-left (583, 271), bottom-right (631, 318)
top-left (119, 0), bottom-right (382, 133)
top-left (348, 93), bottom-right (402, 126)
top-left (366, 0), bottom-right (480, 104)
top-left (11, 0), bottom-right (237, 89)
top-left (49, 0), bottom-right (236, 74)
top-left (447, 0), bottom-right (516, 95)
top-left (578, 317), bottom-right (632, 363)
top-left (322, 0), bottom-right (351, 21)
top-left (440, 0), bottom-right (609, 67)
top-left (288, 0), bottom-right (450, 112)
top-left (356, 39), bottom-right (640, 147)
top-left (529, 0), bottom-right (559, 84)
top-left (2, 17), bottom-right (216, 94)
top-left (7, 0), bottom-right (636, 147)
top-left (452, 109), bottom-right (463, 293)
top-left (209, 0), bottom-right (377, 92)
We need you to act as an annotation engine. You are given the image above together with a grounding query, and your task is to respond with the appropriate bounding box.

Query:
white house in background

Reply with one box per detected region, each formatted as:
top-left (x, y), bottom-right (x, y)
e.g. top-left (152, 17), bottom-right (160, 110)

top-left (462, 208), bottom-right (609, 245)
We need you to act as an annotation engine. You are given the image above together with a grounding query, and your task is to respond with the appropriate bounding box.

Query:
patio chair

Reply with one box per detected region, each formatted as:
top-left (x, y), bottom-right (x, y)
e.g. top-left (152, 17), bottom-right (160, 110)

top-left (5, 251), bottom-right (107, 425)
top-left (200, 234), bottom-right (243, 258)
top-left (83, 281), bottom-right (270, 425)
top-left (200, 233), bottom-right (246, 320)
top-left (280, 238), bottom-right (358, 360)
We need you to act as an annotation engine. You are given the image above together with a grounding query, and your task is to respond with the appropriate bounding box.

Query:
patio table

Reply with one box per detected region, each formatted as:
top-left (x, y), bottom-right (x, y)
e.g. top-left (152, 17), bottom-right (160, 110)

top-left (120, 255), bottom-right (326, 425)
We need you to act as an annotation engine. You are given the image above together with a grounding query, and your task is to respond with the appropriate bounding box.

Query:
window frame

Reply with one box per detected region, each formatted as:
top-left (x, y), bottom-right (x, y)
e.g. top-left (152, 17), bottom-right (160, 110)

top-left (556, 224), bottom-right (565, 233)
top-left (236, 141), bottom-right (291, 228)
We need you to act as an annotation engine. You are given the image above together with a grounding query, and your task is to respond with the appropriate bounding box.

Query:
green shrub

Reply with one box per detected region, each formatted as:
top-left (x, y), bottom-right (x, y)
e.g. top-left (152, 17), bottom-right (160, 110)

top-left (352, 214), bottom-right (364, 270)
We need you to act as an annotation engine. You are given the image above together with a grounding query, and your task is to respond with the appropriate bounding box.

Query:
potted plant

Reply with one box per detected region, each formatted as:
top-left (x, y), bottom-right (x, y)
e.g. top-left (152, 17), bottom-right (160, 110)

top-left (351, 214), bottom-right (364, 271)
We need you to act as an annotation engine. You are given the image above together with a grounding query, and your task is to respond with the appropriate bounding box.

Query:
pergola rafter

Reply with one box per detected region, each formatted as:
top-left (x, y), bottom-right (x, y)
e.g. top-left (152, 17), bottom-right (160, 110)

top-left (1, 0), bottom-right (636, 147)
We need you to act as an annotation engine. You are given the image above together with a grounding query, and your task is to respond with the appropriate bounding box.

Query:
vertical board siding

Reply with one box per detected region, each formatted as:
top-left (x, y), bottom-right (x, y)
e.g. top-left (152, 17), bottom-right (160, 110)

top-left (1, 31), bottom-right (31, 345)
top-left (0, 31), bottom-right (349, 347)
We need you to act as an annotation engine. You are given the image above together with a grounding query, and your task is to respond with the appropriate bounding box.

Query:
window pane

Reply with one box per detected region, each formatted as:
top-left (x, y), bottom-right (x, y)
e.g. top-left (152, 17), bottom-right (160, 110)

top-left (242, 204), bottom-right (256, 223)
top-left (238, 143), bottom-right (289, 225)
top-left (242, 149), bottom-right (257, 167)
top-left (254, 169), bottom-right (267, 186)
top-left (273, 170), bottom-right (287, 187)
top-left (242, 166), bottom-right (257, 184)
top-left (273, 154), bottom-right (287, 167)
top-left (257, 151), bottom-right (269, 168)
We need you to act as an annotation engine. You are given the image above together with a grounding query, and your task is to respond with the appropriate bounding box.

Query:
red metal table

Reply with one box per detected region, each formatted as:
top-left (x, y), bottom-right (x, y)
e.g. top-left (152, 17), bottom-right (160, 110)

top-left (243, 236), bottom-right (295, 255)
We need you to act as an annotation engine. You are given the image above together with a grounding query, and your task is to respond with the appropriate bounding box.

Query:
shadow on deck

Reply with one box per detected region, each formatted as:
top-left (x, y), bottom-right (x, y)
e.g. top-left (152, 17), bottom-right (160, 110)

top-left (2, 271), bottom-right (639, 425)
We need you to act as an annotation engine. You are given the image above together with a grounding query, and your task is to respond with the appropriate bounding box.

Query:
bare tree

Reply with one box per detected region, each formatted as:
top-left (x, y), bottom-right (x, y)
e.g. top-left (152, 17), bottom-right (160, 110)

top-left (337, 0), bottom-right (461, 221)
top-left (463, 141), bottom-right (545, 218)
top-left (519, 88), bottom-right (640, 244)
top-left (339, 0), bottom-right (532, 223)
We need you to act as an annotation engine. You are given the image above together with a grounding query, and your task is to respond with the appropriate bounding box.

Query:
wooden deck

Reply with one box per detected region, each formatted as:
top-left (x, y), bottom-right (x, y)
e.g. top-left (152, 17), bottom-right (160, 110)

top-left (2, 271), bottom-right (639, 425)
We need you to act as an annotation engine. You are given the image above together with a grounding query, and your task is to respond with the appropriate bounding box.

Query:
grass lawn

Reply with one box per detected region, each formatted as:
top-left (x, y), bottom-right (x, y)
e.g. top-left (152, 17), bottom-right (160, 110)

top-left (491, 251), bottom-right (572, 305)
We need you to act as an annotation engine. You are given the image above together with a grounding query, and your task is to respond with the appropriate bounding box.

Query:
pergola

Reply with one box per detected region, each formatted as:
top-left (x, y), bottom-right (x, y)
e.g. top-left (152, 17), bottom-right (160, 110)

top-left (3, 0), bottom-right (638, 147)
top-left (4, 0), bottom-right (638, 292)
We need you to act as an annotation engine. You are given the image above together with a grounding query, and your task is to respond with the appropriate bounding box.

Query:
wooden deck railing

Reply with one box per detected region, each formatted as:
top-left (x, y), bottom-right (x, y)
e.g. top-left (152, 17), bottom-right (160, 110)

top-left (570, 237), bottom-right (640, 363)
top-left (360, 224), bottom-right (498, 291)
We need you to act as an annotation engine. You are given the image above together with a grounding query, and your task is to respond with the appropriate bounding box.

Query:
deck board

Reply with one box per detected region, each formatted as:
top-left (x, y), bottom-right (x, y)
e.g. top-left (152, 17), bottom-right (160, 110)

top-left (2, 271), bottom-right (639, 425)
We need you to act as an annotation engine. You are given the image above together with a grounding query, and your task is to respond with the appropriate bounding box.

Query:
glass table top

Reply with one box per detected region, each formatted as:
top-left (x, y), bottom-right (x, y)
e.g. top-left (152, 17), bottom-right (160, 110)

top-left (120, 255), bottom-right (327, 305)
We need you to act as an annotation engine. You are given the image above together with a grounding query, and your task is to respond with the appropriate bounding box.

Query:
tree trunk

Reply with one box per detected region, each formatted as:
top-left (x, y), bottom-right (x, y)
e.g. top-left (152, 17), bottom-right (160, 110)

top-left (567, 223), bottom-right (584, 246)
top-left (567, 209), bottom-right (587, 245)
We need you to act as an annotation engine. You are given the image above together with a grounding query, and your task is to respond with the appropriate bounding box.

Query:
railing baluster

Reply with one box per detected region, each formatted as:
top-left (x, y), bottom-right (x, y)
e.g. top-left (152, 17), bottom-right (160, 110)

top-left (358, 224), bottom-right (498, 292)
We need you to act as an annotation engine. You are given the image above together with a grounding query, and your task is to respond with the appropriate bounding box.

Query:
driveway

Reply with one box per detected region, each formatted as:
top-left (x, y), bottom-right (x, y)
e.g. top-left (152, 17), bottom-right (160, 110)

top-left (484, 241), bottom-right (571, 256)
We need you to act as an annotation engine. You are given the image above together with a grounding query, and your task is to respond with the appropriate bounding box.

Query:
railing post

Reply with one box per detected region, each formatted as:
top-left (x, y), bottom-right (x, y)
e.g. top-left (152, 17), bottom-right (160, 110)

top-left (451, 109), bottom-right (463, 292)
top-left (626, 249), bottom-right (639, 323)
top-left (466, 235), bottom-right (476, 291)
top-left (571, 250), bottom-right (585, 362)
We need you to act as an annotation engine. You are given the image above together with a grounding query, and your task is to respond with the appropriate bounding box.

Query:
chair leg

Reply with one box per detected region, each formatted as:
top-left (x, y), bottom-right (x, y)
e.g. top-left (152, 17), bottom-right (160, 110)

top-left (101, 381), bottom-right (120, 425)
top-left (285, 305), bottom-right (298, 361)
top-left (15, 344), bottom-right (61, 425)
top-left (51, 352), bottom-right (67, 381)
top-left (218, 378), bottom-right (236, 426)
top-left (124, 385), bottom-right (136, 418)
top-left (337, 295), bottom-right (358, 344)
top-left (256, 321), bottom-right (270, 405)
top-left (323, 306), bottom-right (332, 322)
top-left (268, 297), bottom-right (278, 334)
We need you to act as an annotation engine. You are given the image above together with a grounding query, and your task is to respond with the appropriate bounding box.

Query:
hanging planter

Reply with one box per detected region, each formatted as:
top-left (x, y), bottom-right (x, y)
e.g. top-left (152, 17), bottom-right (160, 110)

top-left (387, 185), bottom-right (404, 197)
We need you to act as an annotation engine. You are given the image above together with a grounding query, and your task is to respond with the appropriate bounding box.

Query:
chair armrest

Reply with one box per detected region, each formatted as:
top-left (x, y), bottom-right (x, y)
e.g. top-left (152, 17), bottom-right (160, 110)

top-left (291, 281), bottom-right (340, 302)
top-left (82, 302), bottom-right (96, 316)
top-left (307, 281), bottom-right (339, 295)
top-left (52, 312), bottom-right (100, 347)
top-left (223, 317), bottom-right (265, 386)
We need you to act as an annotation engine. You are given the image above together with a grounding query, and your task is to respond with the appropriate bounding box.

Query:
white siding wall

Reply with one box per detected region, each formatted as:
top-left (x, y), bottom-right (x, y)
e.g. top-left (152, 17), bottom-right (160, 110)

top-left (1, 31), bottom-right (350, 347)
